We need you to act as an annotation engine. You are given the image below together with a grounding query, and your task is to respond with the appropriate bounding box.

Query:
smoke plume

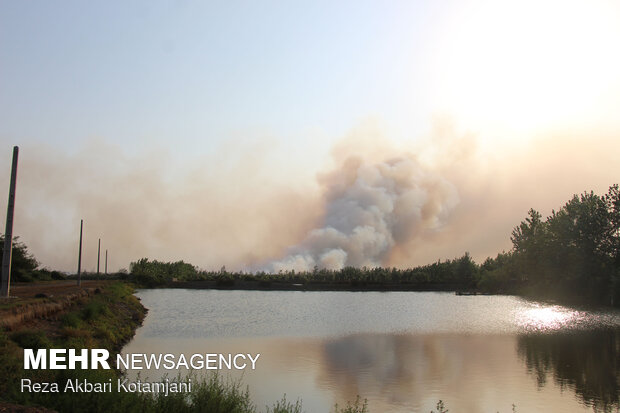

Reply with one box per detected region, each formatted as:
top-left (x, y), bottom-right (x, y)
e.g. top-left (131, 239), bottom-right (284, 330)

top-left (268, 154), bottom-right (459, 272)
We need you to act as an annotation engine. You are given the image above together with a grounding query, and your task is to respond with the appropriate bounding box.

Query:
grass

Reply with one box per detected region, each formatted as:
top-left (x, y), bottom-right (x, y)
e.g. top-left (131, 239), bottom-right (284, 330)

top-left (265, 396), bottom-right (303, 413)
top-left (333, 396), bottom-right (368, 413)
top-left (0, 296), bottom-right (49, 311)
top-left (10, 329), bottom-right (54, 349)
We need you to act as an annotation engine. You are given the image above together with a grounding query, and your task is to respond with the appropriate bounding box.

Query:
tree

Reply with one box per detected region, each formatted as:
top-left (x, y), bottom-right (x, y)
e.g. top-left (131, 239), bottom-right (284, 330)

top-left (0, 235), bottom-right (39, 281)
top-left (510, 209), bottom-right (549, 281)
top-left (502, 185), bottom-right (619, 303)
top-left (511, 208), bottom-right (545, 254)
top-left (603, 184), bottom-right (620, 265)
top-left (455, 252), bottom-right (477, 286)
top-left (545, 191), bottom-right (610, 287)
top-left (129, 258), bottom-right (198, 286)
top-left (603, 184), bottom-right (620, 304)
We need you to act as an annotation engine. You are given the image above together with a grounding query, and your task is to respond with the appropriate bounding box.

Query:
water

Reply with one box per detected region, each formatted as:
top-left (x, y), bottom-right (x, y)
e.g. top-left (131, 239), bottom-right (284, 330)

top-left (122, 290), bottom-right (620, 412)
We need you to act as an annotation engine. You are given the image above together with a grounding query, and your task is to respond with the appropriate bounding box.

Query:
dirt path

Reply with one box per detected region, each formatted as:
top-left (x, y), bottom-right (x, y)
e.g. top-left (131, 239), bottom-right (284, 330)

top-left (1, 280), bottom-right (111, 330)
top-left (8, 280), bottom-right (108, 299)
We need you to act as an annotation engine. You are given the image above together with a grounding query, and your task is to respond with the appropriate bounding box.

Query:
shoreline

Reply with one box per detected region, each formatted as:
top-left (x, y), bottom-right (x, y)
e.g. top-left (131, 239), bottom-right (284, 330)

top-left (164, 279), bottom-right (476, 293)
top-left (157, 280), bottom-right (613, 310)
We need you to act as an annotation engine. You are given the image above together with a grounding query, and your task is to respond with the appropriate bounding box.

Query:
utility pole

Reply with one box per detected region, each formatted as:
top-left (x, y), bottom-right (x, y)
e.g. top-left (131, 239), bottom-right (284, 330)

top-left (105, 249), bottom-right (108, 275)
top-left (97, 238), bottom-right (101, 275)
top-left (1, 146), bottom-right (19, 298)
top-left (77, 219), bottom-right (83, 286)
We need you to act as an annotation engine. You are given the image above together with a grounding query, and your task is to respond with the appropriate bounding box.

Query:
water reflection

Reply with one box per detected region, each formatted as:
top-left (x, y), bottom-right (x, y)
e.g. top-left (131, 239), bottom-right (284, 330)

top-left (314, 334), bottom-right (591, 412)
top-left (123, 290), bottom-right (620, 412)
top-left (513, 303), bottom-right (620, 333)
top-left (319, 335), bottom-right (417, 408)
top-left (517, 329), bottom-right (620, 412)
top-left (518, 306), bottom-right (579, 331)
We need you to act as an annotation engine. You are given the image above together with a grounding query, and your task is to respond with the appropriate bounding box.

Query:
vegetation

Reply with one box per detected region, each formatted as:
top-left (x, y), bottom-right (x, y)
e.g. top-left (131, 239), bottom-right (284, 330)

top-left (0, 235), bottom-right (66, 282)
top-left (65, 269), bottom-right (130, 282)
top-left (1, 284), bottom-right (125, 409)
top-left (130, 258), bottom-right (197, 286)
top-left (332, 397), bottom-right (368, 413)
top-left (129, 255), bottom-right (479, 290)
top-left (480, 184), bottom-right (620, 304)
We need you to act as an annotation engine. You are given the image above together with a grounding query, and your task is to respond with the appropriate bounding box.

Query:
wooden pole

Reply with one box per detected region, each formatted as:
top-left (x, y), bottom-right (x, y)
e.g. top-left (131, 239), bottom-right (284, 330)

top-left (77, 220), bottom-right (83, 286)
top-left (105, 249), bottom-right (108, 275)
top-left (1, 146), bottom-right (19, 298)
top-left (97, 238), bottom-right (101, 275)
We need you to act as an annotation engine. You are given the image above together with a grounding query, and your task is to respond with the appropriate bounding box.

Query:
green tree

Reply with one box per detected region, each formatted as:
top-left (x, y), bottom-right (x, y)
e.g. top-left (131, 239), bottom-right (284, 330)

top-left (603, 184), bottom-right (620, 264)
top-left (0, 235), bottom-right (39, 281)
top-left (603, 184), bottom-right (620, 304)
top-left (546, 191), bottom-right (610, 289)
top-left (455, 252), bottom-right (477, 286)
top-left (129, 258), bottom-right (198, 286)
top-left (502, 185), bottom-right (619, 304)
top-left (510, 208), bottom-right (549, 282)
top-left (511, 208), bottom-right (545, 254)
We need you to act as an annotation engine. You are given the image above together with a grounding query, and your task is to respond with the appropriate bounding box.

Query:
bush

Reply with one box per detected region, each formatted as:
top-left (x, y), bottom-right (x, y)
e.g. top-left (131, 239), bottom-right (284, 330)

top-left (82, 300), bottom-right (108, 320)
top-left (266, 396), bottom-right (302, 413)
top-left (333, 396), bottom-right (368, 413)
top-left (10, 330), bottom-right (53, 349)
top-left (61, 312), bottom-right (84, 328)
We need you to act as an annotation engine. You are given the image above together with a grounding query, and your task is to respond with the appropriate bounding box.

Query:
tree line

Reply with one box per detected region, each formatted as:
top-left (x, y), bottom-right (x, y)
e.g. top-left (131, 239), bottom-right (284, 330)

top-left (128, 253), bottom-right (478, 289)
top-left (480, 184), bottom-right (619, 303)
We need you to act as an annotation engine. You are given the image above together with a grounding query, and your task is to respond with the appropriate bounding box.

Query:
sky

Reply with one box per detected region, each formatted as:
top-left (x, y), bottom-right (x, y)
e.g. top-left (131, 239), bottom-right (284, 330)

top-left (1, 0), bottom-right (619, 272)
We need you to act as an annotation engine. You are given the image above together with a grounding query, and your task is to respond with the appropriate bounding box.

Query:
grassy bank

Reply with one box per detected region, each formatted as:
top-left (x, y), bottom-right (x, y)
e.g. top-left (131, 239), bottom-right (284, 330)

top-left (1, 282), bottom-right (144, 410)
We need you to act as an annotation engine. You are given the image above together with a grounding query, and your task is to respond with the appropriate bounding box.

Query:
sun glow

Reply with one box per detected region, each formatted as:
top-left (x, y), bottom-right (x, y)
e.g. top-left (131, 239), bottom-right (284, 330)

top-left (518, 305), bottom-right (579, 332)
top-left (429, 0), bottom-right (620, 141)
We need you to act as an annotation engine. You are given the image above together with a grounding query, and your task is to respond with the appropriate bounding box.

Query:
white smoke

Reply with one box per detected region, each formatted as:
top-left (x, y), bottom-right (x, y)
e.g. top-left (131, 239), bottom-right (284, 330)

top-left (269, 155), bottom-right (459, 272)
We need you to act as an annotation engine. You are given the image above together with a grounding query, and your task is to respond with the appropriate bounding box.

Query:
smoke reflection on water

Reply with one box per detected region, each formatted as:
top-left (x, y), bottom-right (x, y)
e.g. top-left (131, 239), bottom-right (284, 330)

top-left (122, 290), bottom-right (620, 413)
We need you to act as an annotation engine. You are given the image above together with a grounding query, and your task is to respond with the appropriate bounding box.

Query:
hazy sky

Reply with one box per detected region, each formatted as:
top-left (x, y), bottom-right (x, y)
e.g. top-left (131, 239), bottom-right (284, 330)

top-left (1, 1), bottom-right (619, 272)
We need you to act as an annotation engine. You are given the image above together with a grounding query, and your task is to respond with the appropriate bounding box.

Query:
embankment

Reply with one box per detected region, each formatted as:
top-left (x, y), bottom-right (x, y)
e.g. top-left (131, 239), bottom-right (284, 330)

top-left (0, 286), bottom-right (103, 331)
top-left (0, 282), bottom-right (147, 411)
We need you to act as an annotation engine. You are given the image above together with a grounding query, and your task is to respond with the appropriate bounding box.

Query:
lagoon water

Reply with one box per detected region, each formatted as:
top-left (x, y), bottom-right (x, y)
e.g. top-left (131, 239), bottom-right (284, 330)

top-left (122, 290), bottom-right (620, 412)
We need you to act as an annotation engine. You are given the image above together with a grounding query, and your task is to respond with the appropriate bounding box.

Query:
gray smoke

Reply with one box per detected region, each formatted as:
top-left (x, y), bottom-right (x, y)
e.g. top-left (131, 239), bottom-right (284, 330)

top-left (269, 155), bottom-right (459, 272)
